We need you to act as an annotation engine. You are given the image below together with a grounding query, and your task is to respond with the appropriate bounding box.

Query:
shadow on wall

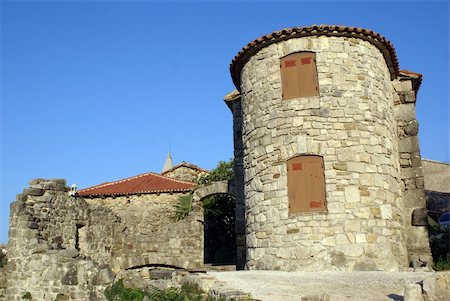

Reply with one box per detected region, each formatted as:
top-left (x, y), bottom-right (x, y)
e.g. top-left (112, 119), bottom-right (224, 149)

top-left (203, 193), bottom-right (236, 266)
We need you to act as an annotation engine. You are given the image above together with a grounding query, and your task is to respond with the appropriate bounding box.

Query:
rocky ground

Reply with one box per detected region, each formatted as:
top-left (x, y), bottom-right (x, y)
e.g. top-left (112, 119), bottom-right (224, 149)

top-left (204, 270), bottom-right (447, 301)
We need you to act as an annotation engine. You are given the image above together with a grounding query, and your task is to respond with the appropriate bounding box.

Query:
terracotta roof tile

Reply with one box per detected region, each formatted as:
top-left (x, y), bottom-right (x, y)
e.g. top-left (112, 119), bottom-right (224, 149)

top-left (230, 24), bottom-right (400, 90)
top-left (77, 172), bottom-right (195, 197)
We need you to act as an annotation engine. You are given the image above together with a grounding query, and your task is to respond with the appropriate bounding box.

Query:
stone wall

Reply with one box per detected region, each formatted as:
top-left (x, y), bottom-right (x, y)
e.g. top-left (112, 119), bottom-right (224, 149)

top-left (163, 165), bottom-right (206, 182)
top-left (4, 179), bottom-right (204, 300)
top-left (422, 159), bottom-right (450, 194)
top-left (392, 78), bottom-right (433, 268)
top-left (225, 90), bottom-right (247, 270)
top-left (84, 193), bottom-right (204, 271)
top-left (5, 179), bottom-right (114, 300)
top-left (237, 36), bottom-right (410, 271)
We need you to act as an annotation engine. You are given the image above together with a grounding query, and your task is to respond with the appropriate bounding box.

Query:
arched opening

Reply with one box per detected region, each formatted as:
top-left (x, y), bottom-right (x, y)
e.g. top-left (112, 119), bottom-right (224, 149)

top-left (202, 193), bottom-right (236, 265)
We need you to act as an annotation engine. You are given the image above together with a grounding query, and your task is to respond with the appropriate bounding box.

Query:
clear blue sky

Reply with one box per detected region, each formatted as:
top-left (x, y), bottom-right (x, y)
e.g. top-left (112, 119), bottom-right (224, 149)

top-left (0, 1), bottom-right (448, 243)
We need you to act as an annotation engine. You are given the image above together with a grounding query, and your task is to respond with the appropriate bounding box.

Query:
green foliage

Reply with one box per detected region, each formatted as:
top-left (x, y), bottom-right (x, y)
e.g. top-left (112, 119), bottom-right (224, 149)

top-left (22, 292), bottom-right (32, 300)
top-left (428, 216), bottom-right (449, 270)
top-left (434, 254), bottom-right (450, 271)
top-left (196, 159), bottom-right (234, 185)
top-left (104, 279), bottom-right (145, 301)
top-left (105, 280), bottom-right (208, 301)
top-left (173, 194), bottom-right (194, 222)
top-left (180, 283), bottom-right (203, 297)
top-left (174, 159), bottom-right (234, 222)
top-left (203, 193), bottom-right (236, 265)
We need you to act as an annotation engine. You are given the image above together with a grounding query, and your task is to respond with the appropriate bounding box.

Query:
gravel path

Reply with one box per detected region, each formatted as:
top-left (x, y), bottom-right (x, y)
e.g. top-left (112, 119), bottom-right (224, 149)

top-left (207, 271), bottom-right (434, 301)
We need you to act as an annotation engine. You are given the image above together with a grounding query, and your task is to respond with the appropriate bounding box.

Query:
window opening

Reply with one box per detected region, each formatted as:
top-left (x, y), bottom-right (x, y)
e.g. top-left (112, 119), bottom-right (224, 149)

top-left (287, 155), bottom-right (327, 213)
top-left (280, 52), bottom-right (319, 100)
top-left (75, 223), bottom-right (85, 251)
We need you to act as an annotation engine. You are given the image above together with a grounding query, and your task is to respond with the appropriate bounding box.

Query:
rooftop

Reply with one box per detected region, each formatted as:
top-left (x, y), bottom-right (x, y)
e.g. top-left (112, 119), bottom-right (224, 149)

top-left (77, 172), bottom-right (195, 197)
top-left (230, 24), bottom-right (400, 90)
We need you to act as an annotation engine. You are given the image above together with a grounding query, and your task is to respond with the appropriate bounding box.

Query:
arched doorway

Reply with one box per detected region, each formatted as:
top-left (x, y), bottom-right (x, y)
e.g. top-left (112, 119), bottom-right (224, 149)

top-left (202, 193), bottom-right (236, 265)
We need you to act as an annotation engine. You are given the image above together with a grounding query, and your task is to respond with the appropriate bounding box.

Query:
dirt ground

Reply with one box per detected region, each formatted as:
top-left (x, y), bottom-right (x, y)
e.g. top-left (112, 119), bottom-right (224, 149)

top-left (207, 270), bottom-right (434, 301)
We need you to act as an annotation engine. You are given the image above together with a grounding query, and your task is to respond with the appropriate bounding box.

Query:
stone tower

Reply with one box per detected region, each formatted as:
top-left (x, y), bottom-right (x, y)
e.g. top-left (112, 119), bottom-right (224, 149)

top-left (226, 25), bottom-right (432, 271)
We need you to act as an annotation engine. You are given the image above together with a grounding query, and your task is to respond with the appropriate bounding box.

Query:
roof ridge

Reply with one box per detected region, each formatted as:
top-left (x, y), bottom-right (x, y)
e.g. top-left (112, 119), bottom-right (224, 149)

top-left (161, 161), bottom-right (209, 175)
top-left (149, 171), bottom-right (197, 185)
top-left (230, 24), bottom-right (400, 90)
top-left (77, 171), bottom-right (194, 193)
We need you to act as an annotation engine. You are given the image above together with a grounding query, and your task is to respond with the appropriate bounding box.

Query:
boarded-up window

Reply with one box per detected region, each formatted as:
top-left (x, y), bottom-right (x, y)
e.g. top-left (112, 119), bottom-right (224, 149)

top-left (280, 52), bottom-right (319, 100)
top-left (287, 155), bottom-right (327, 213)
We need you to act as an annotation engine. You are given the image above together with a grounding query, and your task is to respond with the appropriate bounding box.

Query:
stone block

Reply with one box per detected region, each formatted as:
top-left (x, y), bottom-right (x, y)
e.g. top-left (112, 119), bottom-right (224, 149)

top-left (398, 136), bottom-right (420, 152)
top-left (344, 186), bottom-right (360, 203)
top-left (394, 103), bottom-right (416, 121)
top-left (400, 91), bottom-right (416, 103)
top-left (344, 220), bottom-right (360, 232)
top-left (332, 162), bottom-right (347, 171)
top-left (61, 267), bottom-right (78, 285)
top-left (92, 268), bottom-right (114, 285)
top-left (355, 234), bottom-right (367, 243)
top-left (422, 272), bottom-right (450, 301)
top-left (380, 204), bottom-right (392, 220)
top-left (23, 188), bottom-right (44, 196)
top-left (412, 208), bottom-right (428, 226)
top-left (403, 283), bottom-right (424, 301)
top-left (336, 234), bottom-right (350, 245)
top-left (404, 120), bottom-right (419, 136)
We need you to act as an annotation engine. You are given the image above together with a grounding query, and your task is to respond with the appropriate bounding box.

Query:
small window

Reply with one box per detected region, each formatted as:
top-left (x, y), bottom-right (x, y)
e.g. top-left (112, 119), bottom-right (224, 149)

top-left (287, 155), bottom-right (326, 213)
top-left (280, 52), bottom-right (319, 100)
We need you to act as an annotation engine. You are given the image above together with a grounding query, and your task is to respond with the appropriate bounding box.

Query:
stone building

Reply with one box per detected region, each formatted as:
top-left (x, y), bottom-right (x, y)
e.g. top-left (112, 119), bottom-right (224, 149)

top-left (1, 24), bottom-right (442, 300)
top-left (2, 162), bottom-right (210, 300)
top-left (225, 25), bottom-right (432, 271)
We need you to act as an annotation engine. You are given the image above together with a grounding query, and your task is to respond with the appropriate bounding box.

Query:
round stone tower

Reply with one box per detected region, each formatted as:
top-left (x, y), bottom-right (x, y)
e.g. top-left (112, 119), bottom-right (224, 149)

top-left (228, 25), bottom-right (431, 271)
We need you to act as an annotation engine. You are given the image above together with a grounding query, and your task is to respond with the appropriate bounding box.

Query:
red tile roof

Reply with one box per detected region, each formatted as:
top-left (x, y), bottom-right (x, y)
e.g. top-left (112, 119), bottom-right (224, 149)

top-left (230, 25), bottom-right (400, 90)
top-left (161, 161), bottom-right (209, 176)
top-left (77, 172), bottom-right (196, 197)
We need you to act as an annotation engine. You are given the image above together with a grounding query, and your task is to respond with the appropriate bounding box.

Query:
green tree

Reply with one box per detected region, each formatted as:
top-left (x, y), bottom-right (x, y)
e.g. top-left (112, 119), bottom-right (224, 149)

top-left (196, 159), bottom-right (234, 185)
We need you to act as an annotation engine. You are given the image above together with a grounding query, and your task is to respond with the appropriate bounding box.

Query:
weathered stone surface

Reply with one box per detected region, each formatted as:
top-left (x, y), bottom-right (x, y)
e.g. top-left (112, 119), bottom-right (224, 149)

top-left (92, 267), bottom-right (114, 285)
top-left (412, 208), bottom-right (428, 226)
top-left (150, 269), bottom-right (175, 280)
top-left (23, 188), bottom-right (44, 196)
top-left (4, 179), bottom-right (204, 300)
top-left (422, 272), bottom-right (450, 301)
top-left (234, 32), bottom-right (426, 271)
top-left (61, 267), bottom-right (78, 285)
top-left (404, 283), bottom-right (424, 301)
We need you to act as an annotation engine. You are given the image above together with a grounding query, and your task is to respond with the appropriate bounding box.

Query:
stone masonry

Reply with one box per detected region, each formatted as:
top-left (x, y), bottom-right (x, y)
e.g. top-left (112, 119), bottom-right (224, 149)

top-left (227, 25), bottom-right (432, 271)
top-left (4, 178), bottom-right (205, 300)
top-left (84, 193), bottom-right (203, 272)
top-left (5, 179), bottom-right (114, 300)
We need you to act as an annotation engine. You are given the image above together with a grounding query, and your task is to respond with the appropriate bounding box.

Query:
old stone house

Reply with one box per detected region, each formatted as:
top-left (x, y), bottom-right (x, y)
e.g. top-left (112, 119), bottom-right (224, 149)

top-left (75, 161), bottom-right (209, 272)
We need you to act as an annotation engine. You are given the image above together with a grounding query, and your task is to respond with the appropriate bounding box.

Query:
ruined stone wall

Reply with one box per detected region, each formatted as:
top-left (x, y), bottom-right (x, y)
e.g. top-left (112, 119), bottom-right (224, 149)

top-left (239, 36), bottom-right (409, 271)
top-left (5, 179), bottom-right (204, 300)
top-left (393, 81), bottom-right (433, 267)
top-left (5, 179), bottom-right (114, 301)
top-left (84, 193), bottom-right (204, 271)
